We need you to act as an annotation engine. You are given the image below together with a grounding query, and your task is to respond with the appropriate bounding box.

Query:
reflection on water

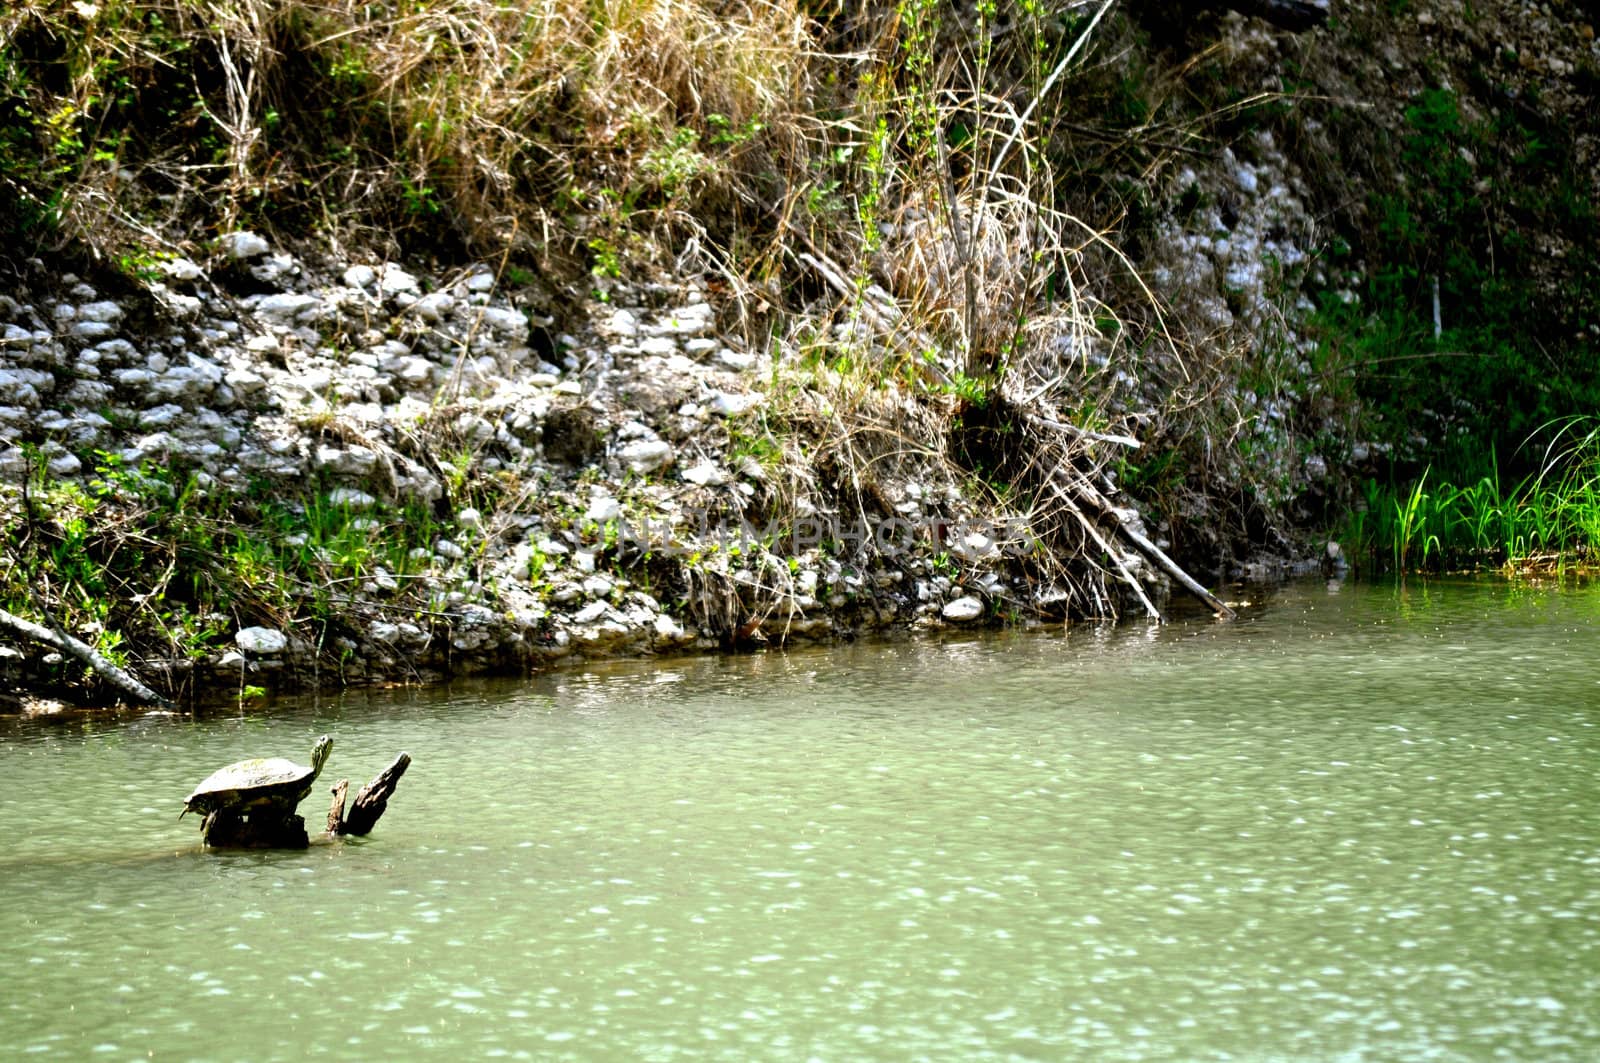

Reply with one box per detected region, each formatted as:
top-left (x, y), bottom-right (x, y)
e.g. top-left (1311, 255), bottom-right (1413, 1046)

top-left (4, 576), bottom-right (1600, 1059)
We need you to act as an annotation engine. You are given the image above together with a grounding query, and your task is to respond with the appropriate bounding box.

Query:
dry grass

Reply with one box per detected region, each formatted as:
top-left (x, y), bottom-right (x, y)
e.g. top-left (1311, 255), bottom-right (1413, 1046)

top-left (0, 0), bottom-right (814, 263)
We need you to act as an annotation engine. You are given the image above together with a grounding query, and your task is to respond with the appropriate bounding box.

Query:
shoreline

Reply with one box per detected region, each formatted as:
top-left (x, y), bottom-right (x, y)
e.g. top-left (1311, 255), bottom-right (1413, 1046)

top-left (2, 238), bottom-right (1235, 711)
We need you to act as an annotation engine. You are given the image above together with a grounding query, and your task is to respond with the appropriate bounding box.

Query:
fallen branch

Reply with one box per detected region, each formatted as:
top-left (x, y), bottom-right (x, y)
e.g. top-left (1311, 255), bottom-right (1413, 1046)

top-left (1069, 478), bottom-right (1238, 620)
top-left (1019, 395), bottom-right (1235, 621)
top-left (0, 606), bottom-right (175, 707)
top-left (1043, 475), bottom-right (1164, 621)
top-left (1026, 413), bottom-right (1144, 450)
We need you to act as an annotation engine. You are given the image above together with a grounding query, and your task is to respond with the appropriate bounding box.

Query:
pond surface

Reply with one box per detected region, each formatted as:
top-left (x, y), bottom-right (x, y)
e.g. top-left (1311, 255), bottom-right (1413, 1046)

top-left (4, 577), bottom-right (1600, 1060)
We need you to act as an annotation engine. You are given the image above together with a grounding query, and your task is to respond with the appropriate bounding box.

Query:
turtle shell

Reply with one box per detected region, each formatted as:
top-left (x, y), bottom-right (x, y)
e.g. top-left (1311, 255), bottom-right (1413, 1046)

top-left (182, 735), bottom-right (332, 818)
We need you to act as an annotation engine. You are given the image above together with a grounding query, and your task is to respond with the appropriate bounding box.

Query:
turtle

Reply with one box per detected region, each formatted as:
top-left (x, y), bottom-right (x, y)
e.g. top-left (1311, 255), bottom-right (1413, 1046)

top-left (181, 734), bottom-right (334, 822)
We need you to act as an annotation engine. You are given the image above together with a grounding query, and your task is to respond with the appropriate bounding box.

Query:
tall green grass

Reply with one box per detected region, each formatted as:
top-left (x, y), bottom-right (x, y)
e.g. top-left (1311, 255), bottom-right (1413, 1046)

top-left (1342, 419), bottom-right (1600, 575)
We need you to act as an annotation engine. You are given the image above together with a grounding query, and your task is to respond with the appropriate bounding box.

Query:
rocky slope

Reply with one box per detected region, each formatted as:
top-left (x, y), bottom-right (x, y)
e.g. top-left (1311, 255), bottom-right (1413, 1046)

top-left (3, 231), bottom-right (1140, 707)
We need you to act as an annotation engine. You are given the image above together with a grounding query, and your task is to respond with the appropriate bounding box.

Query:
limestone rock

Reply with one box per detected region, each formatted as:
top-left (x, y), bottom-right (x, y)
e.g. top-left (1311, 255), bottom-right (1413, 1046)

top-left (236, 626), bottom-right (288, 654)
top-left (219, 231), bottom-right (271, 260)
top-left (942, 596), bottom-right (985, 622)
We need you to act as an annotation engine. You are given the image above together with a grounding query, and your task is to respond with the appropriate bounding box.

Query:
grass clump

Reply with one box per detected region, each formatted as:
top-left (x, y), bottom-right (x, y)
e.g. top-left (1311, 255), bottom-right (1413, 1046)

top-left (1341, 419), bottom-right (1600, 576)
top-left (0, 446), bottom-right (455, 699)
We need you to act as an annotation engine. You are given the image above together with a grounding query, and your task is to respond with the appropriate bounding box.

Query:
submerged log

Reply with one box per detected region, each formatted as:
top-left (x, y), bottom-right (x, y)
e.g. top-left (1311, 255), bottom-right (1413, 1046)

top-left (201, 810), bottom-right (311, 849)
top-left (327, 752), bottom-right (411, 837)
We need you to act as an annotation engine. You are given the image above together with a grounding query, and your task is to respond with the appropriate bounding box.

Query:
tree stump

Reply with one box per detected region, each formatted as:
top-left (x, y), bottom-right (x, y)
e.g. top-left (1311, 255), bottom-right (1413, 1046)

top-left (327, 752), bottom-right (411, 837)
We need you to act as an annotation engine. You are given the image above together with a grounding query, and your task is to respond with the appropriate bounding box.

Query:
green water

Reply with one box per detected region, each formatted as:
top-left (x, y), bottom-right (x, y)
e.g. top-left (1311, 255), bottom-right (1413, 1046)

top-left (4, 578), bottom-right (1600, 1060)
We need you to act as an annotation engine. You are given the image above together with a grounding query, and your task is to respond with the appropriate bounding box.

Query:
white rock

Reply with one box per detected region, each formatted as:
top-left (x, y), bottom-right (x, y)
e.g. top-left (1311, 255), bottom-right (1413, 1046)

top-left (137, 404), bottom-right (185, 429)
top-left (434, 538), bottom-right (466, 560)
top-left (47, 453), bottom-right (82, 477)
top-left (252, 293), bottom-right (322, 325)
top-left (157, 289), bottom-right (203, 318)
top-left (315, 445), bottom-right (377, 476)
top-left (681, 461), bottom-right (728, 486)
top-left (652, 305), bottom-right (713, 336)
top-left (224, 367), bottom-right (267, 399)
top-left (149, 366), bottom-right (218, 406)
top-left (236, 626), bottom-right (288, 654)
top-left (249, 253), bottom-right (297, 284)
top-left (70, 320), bottom-right (116, 340)
top-left (0, 369), bottom-right (45, 407)
top-left (653, 613), bottom-right (688, 642)
top-left (708, 390), bottom-right (762, 417)
top-left (605, 308), bottom-right (639, 337)
top-left (942, 596), bottom-right (984, 622)
top-left (718, 349), bottom-right (758, 371)
top-left (478, 307), bottom-right (528, 338)
top-left (586, 495), bottom-right (622, 521)
top-left (457, 506), bottom-right (482, 529)
top-left (219, 231), bottom-right (271, 260)
top-left (393, 356), bottom-right (435, 386)
top-left (63, 380), bottom-right (113, 406)
top-left (342, 264), bottom-right (377, 289)
top-left (76, 301), bottom-right (123, 323)
top-left (413, 291), bottom-right (456, 323)
top-left (378, 265), bottom-right (420, 295)
top-left (162, 258), bottom-right (204, 282)
top-left (619, 439), bottom-right (674, 473)
top-left (328, 488), bottom-right (378, 509)
top-left (369, 621), bottom-right (401, 645)
top-left (572, 601), bottom-right (609, 624)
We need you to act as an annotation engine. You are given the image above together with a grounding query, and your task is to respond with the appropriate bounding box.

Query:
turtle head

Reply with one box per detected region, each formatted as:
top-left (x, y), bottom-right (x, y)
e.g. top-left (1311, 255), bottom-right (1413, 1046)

top-left (310, 734), bottom-right (333, 775)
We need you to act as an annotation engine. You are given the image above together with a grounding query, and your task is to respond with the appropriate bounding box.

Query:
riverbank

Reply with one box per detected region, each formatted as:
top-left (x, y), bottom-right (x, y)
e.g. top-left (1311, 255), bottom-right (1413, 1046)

top-left (4, 0), bottom-right (1596, 708)
top-left (6, 234), bottom-right (1239, 709)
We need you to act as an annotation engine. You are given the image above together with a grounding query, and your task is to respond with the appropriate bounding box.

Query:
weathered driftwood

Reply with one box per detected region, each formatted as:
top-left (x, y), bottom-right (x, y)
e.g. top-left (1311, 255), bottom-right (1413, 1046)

top-left (0, 606), bottom-right (174, 707)
top-left (1043, 473), bottom-right (1165, 621)
top-left (325, 779), bottom-right (349, 835)
top-left (327, 752), bottom-right (411, 837)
